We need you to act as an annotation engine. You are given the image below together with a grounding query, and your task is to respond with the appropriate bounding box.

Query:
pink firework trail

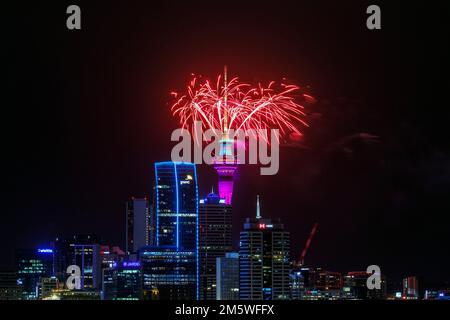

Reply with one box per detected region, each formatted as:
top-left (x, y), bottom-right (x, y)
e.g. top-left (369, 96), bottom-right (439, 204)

top-left (171, 68), bottom-right (313, 142)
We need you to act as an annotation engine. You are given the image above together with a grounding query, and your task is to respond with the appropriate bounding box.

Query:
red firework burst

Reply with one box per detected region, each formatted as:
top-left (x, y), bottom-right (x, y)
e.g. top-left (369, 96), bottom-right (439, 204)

top-left (171, 67), bottom-right (313, 140)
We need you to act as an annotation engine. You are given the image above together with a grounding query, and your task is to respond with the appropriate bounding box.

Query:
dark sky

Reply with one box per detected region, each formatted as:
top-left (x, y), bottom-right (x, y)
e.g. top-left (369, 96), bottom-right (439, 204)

top-left (3, 1), bottom-right (449, 287)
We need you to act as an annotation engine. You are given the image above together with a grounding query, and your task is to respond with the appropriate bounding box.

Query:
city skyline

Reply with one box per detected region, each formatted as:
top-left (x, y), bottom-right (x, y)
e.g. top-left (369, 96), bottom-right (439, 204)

top-left (4, 159), bottom-right (449, 300)
top-left (3, 0), bottom-right (449, 295)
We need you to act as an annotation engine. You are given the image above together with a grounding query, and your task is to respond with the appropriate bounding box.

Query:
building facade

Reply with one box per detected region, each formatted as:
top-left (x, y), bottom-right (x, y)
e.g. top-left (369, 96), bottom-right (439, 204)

top-left (72, 243), bottom-right (101, 289)
top-left (0, 272), bottom-right (22, 300)
top-left (15, 248), bottom-right (54, 300)
top-left (102, 267), bottom-right (117, 300)
top-left (140, 162), bottom-right (198, 299)
top-left (342, 271), bottom-right (387, 300)
top-left (53, 234), bottom-right (101, 287)
top-left (140, 246), bottom-right (197, 300)
top-left (116, 261), bottom-right (142, 300)
top-left (403, 276), bottom-right (420, 299)
top-left (37, 277), bottom-right (59, 299)
top-left (126, 197), bottom-right (150, 254)
top-left (239, 199), bottom-right (290, 300)
top-left (216, 252), bottom-right (239, 300)
top-left (199, 191), bottom-right (232, 300)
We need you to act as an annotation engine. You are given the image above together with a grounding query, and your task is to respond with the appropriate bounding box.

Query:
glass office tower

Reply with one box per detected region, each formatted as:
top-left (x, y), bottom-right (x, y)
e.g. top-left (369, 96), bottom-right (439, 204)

top-left (141, 162), bottom-right (198, 299)
top-left (15, 248), bottom-right (54, 300)
top-left (199, 191), bottom-right (232, 300)
top-left (239, 199), bottom-right (290, 301)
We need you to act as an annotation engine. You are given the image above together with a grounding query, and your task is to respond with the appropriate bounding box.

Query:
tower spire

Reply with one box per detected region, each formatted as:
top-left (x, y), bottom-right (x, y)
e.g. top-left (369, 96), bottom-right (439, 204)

top-left (223, 65), bottom-right (228, 132)
top-left (256, 195), bottom-right (261, 219)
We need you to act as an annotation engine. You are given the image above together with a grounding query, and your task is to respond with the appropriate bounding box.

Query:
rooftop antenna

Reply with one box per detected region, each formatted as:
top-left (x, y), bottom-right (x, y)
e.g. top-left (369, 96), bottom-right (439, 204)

top-left (256, 195), bottom-right (261, 219)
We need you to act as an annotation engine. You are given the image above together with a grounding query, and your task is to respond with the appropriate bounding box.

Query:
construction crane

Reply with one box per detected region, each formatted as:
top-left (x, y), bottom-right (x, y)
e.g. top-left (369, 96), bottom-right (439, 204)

top-left (298, 222), bottom-right (318, 266)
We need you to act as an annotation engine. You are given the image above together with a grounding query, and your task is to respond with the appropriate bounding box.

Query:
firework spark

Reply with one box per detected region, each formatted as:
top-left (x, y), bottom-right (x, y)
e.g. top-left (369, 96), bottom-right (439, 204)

top-left (171, 67), bottom-right (312, 142)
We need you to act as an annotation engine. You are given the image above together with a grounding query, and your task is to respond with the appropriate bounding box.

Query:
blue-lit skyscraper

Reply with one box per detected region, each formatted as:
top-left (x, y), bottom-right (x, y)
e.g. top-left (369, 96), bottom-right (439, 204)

top-left (143, 162), bottom-right (198, 299)
top-left (154, 162), bottom-right (198, 250)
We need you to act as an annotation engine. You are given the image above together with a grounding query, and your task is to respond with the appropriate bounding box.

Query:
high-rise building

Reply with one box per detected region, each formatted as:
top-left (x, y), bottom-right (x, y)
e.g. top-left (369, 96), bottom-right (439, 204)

top-left (53, 234), bottom-right (101, 285)
top-left (72, 243), bottom-right (101, 289)
top-left (102, 267), bottom-right (117, 300)
top-left (140, 246), bottom-right (197, 300)
top-left (289, 267), bottom-right (305, 300)
top-left (142, 161), bottom-right (198, 299)
top-left (154, 162), bottom-right (198, 250)
top-left (403, 276), bottom-right (420, 299)
top-left (342, 271), bottom-right (387, 300)
top-left (53, 237), bottom-right (72, 282)
top-left (15, 248), bottom-right (54, 300)
top-left (116, 261), bottom-right (142, 300)
top-left (0, 271), bottom-right (22, 300)
top-left (239, 196), bottom-right (290, 300)
top-left (37, 277), bottom-right (59, 300)
top-left (199, 191), bottom-right (232, 300)
top-left (295, 267), bottom-right (343, 300)
top-left (126, 197), bottom-right (150, 254)
top-left (216, 252), bottom-right (239, 300)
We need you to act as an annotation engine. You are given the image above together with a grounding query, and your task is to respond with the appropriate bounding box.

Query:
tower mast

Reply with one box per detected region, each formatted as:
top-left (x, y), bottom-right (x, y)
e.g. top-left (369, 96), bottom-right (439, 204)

top-left (256, 195), bottom-right (261, 219)
top-left (223, 65), bottom-right (228, 133)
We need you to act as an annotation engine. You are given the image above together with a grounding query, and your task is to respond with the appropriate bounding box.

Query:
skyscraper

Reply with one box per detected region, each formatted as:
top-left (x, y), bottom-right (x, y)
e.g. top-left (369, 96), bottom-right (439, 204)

top-left (0, 271), bottom-right (22, 300)
top-left (126, 197), bottom-right (150, 254)
top-left (154, 162), bottom-right (198, 250)
top-left (141, 161), bottom-right (198, 299)
top-left (239, 196), bottom-right (290, 300)
top-left (342, 271), bottom-right (387, 300)
top-left (301, 268), bottom-right (342, 300)
top-left (140, 246), bottom-right (197, 300)
top-left (216, 252), bottom-right (239, 300)
top-left (72, 244), bottom-right (101, 289)
top-left (403, 276), bottom-right (420, 299)
top-left (116, 261), bottom-right (142, 300)
top-left (101, 267), bottom-right (117, 300)
top-left (37, 277), bottom-right (59, 300)
top-left (15, 248), bottom-right (54, 300)
top-left (199, 191), bottom-right (233, 300)
top-left (289, 268), bottom-right (305, 300)
top-left (53, 234), bottom-right (101, 286)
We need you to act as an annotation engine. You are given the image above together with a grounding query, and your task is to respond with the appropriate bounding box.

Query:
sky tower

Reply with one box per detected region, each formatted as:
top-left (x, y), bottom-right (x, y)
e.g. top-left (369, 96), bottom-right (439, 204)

top-left (213, 66), bottom-right (238, 205)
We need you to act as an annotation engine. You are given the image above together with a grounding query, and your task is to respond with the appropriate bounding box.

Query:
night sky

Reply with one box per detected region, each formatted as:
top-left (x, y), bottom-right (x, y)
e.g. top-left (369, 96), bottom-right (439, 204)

top-left (3, 1), bottom-right (449, 287)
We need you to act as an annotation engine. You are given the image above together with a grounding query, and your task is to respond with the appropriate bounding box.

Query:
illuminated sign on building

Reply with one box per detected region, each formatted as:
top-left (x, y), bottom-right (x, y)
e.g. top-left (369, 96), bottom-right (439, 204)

top-left (37, 249), bottom-right (53, 254)
top-left (122, 261), bottom-right (140, 268)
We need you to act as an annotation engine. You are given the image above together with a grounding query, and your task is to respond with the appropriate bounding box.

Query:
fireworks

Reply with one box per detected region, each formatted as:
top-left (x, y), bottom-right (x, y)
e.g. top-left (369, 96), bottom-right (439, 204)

top-left (171, 67), bottom-right (312, 142)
